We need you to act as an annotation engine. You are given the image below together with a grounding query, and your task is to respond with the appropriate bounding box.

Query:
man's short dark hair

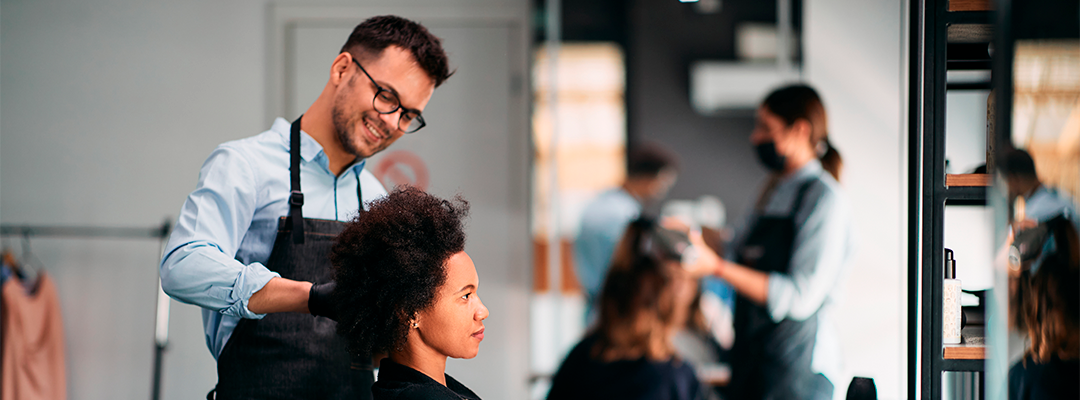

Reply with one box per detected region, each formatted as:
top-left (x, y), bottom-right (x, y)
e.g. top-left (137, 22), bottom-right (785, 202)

top-left (340, 15), bottom-right (453, 87)
top-left (330, 186), bottom-right (469, 356)
top-left (627, 143), bottom-right (678, 179)
top-left (1003, 149), bottom-right (1039, 179)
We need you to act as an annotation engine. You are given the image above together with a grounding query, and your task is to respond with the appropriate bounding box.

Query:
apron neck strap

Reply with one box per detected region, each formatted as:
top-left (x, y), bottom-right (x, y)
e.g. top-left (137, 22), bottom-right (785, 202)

top-left (788, 176), bottom-right (819, 217)
top-left (289, 116), bottom-right (305, 244)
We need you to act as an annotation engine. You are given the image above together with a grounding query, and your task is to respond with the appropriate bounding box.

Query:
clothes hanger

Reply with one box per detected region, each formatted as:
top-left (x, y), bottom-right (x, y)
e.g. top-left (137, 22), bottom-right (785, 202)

top-left (18, 232), bottom-right (43, 289)
top-left (2, 235), bottom-right (22, 278)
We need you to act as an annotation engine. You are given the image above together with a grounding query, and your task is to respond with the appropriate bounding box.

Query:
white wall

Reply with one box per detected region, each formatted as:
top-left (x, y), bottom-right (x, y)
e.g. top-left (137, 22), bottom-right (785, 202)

top-left (0, 1), bottom-right (529, 399)
top-left (803, 0), bottom-right (908, 398)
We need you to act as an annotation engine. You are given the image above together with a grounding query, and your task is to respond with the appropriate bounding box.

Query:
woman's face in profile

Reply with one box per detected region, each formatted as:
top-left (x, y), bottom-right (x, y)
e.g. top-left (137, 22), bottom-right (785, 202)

top-left (414, 251), bottom-right (489, 359)
top-left (751, 106), bottom-right (811, 156)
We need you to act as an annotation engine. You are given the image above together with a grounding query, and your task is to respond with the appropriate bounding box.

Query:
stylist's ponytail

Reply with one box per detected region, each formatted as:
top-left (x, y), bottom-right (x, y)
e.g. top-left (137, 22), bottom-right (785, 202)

top-left (762, 84), bottom-right (842, 182)
top-left (818, 137), bottom-right (842, 182)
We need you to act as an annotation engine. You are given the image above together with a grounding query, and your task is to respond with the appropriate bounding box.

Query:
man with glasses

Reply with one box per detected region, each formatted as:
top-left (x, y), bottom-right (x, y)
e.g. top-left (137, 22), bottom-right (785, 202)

top-left (159, 16), bottom-right (452, 400)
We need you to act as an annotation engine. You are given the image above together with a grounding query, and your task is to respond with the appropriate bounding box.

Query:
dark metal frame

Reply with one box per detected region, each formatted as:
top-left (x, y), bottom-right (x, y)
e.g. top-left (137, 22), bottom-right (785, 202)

top-left (1, 221), bottom-right (172, 400)
top-left (909, 0), bottom-right (995, 398)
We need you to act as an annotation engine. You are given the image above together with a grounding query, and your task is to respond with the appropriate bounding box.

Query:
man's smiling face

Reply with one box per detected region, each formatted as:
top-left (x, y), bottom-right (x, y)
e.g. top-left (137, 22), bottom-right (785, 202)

top-left (331, 46), bottom-right (436, 159)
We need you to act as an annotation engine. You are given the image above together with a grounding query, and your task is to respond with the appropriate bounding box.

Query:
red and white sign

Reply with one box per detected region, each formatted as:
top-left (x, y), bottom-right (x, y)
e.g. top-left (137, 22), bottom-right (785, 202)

top-left (373, 150), bottom-right (430, 191)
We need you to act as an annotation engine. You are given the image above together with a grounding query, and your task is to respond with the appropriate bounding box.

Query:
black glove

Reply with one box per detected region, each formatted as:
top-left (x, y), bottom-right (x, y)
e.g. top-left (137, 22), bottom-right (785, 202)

top-left (308, 281), bottom-right (338, 321)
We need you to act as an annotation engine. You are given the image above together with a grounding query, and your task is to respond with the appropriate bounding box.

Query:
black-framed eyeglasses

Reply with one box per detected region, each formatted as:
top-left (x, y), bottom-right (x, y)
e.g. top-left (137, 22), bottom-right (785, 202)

top-left (352, 58), bottom-right (427, 134)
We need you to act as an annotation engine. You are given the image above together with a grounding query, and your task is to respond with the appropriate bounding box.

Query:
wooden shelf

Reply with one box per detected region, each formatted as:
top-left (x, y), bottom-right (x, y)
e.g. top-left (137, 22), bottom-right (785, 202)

top-left (944, 345), bottom-right (986, 359)
top-left (944, 326), bottom-right (985, 360)
top-left (946, 173), bottom-right (991, 187)
top-left (947, 24), bottom-right (992, 43)
top-left (949, 0), bottom-right (993, 12)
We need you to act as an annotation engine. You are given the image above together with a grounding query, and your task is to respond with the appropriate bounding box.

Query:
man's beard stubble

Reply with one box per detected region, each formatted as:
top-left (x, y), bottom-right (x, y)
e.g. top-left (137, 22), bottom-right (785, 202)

top-left (331, 99), bottom-right (363, 158)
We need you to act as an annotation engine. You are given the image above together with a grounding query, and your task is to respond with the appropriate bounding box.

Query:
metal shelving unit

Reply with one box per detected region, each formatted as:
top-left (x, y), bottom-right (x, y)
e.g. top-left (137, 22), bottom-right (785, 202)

top-left (908, 0), bottom-right (995, 399)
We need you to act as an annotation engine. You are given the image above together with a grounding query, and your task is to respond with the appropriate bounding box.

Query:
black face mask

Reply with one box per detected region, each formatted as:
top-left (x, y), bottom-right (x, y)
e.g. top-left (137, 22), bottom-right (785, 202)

top-left (754, 142), bottom-right (786, 172)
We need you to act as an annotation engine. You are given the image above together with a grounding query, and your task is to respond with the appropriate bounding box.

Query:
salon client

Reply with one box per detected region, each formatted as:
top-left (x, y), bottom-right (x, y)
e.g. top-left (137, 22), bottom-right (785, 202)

top-left (549, 218), bottom-right (707, 400)
top-left (159, 16), bottom-right (452, 399)
top-left (709, 85), bottom-right (855, 400)
top-left (332, 187), bottom-right (488, 400)
top-left (1007, 216), bottom-right (1079, 399)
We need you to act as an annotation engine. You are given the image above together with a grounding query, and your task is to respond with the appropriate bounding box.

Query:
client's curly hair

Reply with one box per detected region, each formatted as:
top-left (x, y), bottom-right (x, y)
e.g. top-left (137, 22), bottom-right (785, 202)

top-left (330, 186), bottom-right (469, 357)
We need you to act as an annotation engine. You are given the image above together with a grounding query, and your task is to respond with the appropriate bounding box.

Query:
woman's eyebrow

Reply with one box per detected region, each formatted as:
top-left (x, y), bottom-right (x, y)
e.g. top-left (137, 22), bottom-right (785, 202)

top-left (457, 284), bottom-right (476, 293)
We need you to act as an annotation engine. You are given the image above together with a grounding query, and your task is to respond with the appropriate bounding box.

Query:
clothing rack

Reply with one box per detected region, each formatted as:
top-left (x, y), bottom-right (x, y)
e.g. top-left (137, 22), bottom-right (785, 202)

top-left (0, 224), bottom-right (171, 239)
top-left (1, 220), bottom-right (172, 400)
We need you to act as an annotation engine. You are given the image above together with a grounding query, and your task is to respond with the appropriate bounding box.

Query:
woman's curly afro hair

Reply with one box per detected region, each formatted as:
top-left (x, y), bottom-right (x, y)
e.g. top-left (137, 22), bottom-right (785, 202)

top-left (330, 186), bottom-right (469, 357)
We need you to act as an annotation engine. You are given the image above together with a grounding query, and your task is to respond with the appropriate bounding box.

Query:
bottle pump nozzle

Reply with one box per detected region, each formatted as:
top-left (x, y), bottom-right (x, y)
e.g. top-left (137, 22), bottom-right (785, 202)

top-left (944, 248), bottom-right (956, 279)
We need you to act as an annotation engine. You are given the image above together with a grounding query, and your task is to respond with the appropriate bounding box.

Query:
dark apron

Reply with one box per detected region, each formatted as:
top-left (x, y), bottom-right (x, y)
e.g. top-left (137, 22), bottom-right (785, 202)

top-left (727, 176), bottom-right (832, 400)
top-left (211, 116), bottom-right (374, 400)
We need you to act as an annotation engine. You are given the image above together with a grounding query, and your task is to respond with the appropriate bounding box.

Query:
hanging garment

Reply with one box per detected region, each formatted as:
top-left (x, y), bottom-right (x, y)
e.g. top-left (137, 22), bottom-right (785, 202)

top-left (212, 115), bottom-right (373, 400)
top-left (2, 272), bottom-right (66, 400)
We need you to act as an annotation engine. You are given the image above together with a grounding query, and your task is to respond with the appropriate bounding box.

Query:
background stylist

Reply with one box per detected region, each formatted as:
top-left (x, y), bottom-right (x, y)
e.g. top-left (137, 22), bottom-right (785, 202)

top-left (711, 85), bottom-right (854, 400)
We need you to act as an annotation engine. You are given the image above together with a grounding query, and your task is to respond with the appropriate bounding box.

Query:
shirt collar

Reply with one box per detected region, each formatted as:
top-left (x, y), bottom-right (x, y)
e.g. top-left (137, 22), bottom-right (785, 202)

top-left (272, 117), bottom-right (368, 176)
top-left (780, 159), bottom-right (824, 185)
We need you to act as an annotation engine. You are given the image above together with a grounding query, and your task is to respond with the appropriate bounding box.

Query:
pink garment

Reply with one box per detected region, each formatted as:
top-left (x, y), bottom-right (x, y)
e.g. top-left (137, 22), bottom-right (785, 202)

top-left (2, 273), bottom-right (66, 400)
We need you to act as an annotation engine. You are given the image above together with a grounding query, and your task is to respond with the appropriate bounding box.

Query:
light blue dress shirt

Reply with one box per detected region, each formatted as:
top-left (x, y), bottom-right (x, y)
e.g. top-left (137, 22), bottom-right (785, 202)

top-left (574, 188), bottom-right (641, 319)
top-left (726, 159), bottom-right (855, 383)
top-left (160, 118), bottom-right (388, 359)
top-left (1025, 186), bottom-right (1079, 232)
top-left (1023, 186), bottom-right (1078, 273)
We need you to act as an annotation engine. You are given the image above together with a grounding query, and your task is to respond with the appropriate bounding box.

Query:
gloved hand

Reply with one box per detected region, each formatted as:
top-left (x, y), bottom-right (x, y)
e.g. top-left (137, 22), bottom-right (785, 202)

top-left (308, 281), bottom-right (338, 321)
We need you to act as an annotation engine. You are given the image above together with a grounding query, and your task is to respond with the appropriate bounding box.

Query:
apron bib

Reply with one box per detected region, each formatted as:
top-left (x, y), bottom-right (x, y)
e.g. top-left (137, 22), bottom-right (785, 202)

top-left (728, 177), bottom-right (830, 400)
top-left (212, 116), bottom-right (374, 400)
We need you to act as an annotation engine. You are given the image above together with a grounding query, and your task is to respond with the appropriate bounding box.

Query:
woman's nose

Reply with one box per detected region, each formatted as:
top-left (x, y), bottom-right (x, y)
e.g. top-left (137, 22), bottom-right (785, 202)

top-left (749, 128), bottom-right (767, 145)
top-left (476, 297), bottom-right (489, 321)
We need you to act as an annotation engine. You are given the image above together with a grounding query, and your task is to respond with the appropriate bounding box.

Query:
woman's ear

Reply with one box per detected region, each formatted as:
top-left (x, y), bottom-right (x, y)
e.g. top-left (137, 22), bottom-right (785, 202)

top-left (790, 118), bottom-right (813, 142)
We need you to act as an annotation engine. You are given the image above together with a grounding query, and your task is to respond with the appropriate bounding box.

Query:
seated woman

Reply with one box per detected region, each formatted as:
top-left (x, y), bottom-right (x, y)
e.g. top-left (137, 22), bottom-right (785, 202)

top-left (331, 187), bottom-right (488, 400)
top-left (1008, 216), bottom-right (1079, 400)
top-left (548, 218), bottom-right (707, 400)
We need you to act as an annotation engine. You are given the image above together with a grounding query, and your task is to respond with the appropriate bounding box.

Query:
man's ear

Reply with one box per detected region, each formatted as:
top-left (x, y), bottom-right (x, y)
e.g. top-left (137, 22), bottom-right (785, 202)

top-left (330, 52), bottom-right (353, 86)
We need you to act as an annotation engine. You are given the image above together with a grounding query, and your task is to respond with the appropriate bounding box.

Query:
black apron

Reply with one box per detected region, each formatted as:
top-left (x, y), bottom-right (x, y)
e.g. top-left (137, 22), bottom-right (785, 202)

top-left (727, 176), bottom-right (832, 400)
top-left (211, 116), bottom-right (374, 400)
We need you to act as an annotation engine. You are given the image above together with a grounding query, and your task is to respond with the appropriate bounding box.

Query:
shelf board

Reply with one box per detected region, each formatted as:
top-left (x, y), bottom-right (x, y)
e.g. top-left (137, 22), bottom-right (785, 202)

top-left (941, 327), bottom-right (986, 371)
top-left (948, 0), bottom-right (993, 12)
top-left (946, 174), bottom-right (991, 187)
top-left (947, 24), bottom-right (992, 44)
top-left (944, 346), bottom-right (985, 359)
top-left (944, 326), bottom-right (985, 360)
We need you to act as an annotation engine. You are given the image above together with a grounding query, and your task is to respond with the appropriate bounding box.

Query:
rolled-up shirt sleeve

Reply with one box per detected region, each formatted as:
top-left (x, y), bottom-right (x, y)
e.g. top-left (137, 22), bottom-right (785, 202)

top-left (160, 145), bottom-right (279, 320)
top-left (766, 186), bottom-right (852, 322)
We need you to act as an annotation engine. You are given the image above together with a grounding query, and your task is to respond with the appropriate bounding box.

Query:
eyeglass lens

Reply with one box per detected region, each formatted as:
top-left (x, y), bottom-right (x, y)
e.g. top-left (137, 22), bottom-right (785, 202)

top-left (372, 89), bottom-right (424, 133)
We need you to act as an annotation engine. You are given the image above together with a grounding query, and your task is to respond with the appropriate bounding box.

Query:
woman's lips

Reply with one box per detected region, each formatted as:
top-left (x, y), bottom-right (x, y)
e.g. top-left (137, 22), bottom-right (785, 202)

top-left (472, 328), bottom-right (485, 341)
